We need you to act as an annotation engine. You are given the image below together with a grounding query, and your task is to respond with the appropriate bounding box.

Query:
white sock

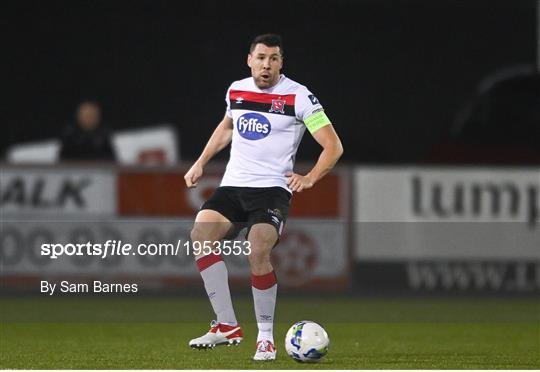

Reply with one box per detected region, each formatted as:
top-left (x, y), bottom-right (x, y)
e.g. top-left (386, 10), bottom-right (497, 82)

top-left (252, 271), bottom-right (277, 344)
top-left (197, 254), bottom-right (237, 325)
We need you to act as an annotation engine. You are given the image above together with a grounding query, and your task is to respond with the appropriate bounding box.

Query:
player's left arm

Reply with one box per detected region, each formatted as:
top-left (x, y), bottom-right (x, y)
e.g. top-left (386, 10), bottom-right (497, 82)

top-left (286, 123), bottom-right (343, 192)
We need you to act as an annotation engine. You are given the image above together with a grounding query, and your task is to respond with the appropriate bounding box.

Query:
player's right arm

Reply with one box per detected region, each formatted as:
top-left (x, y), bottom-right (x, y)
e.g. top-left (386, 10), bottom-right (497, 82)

top-left (184, 113), bottom-right (233, 188)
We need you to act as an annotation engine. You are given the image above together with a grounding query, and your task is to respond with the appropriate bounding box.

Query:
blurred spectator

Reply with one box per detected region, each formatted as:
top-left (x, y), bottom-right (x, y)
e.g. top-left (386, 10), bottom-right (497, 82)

top-left (453, 64), bottom-right (540, 146)
top-left (60, 101), bottom-right (115, 161)
top-left (426, 65), bottom-right (540, 164)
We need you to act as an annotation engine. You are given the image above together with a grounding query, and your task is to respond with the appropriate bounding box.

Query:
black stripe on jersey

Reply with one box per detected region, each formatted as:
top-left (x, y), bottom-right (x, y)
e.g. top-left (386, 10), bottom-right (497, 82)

top-left (230, 100), bottom-right (295, 117)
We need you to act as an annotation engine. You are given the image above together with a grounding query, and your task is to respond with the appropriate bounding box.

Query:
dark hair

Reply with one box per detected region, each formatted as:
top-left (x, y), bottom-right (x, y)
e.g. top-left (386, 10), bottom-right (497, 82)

top-left (250, 34), bottom-right (283, 55)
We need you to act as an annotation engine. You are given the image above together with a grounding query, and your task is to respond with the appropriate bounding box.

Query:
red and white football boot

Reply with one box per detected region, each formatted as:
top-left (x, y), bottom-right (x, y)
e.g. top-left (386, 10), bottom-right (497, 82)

top-left (189, 320), bottom-right (243, 349)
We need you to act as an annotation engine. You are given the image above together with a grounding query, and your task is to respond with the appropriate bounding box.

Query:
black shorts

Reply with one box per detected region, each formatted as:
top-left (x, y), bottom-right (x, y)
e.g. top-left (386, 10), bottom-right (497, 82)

top-left (200, 186), bottom-right (291, 239)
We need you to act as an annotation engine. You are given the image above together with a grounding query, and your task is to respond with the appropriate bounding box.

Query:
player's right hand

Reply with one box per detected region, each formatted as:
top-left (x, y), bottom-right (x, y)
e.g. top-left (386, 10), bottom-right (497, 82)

top-left (184, 163), bottom-right (203, 188)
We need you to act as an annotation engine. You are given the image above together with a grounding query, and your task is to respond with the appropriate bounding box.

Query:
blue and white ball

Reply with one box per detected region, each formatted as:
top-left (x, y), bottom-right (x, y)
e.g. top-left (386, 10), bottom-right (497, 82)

top-left (285, 321), bottom-right (330, 362)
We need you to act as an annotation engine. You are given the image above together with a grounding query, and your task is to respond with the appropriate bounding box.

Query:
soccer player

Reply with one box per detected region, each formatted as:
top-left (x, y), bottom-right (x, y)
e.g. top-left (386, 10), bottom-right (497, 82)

top-left (184, 34), bottom-right (343, 361)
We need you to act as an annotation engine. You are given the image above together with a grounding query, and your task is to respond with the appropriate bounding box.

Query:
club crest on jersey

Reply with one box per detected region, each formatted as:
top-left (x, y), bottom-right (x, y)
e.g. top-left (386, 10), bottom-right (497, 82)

top-left (237, 113), bottom-right (271, 140)
top-left (269, 99), bottom-right (286, 114)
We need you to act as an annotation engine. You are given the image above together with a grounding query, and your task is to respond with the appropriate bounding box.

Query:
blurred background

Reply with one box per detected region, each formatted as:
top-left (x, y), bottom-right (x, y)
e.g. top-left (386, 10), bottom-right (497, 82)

top-left (1, 0), bottom-right (539, 300)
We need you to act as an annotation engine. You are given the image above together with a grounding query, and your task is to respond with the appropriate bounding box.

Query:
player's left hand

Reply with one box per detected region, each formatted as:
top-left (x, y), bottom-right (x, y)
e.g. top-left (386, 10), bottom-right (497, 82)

top-left (285, 172), bottom-right (314, 192)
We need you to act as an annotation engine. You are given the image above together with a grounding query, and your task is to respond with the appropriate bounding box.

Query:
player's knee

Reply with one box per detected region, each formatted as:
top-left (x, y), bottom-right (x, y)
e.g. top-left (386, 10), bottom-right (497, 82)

top-left (249, 228), bottom-right (278, 249)
top-left (190, 225), bottom-right (207, 243)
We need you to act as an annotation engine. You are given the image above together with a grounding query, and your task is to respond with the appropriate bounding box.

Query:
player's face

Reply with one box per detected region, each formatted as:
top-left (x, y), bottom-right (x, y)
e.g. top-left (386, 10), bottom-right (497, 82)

top-left (247, 43), bottom-right (283, 89)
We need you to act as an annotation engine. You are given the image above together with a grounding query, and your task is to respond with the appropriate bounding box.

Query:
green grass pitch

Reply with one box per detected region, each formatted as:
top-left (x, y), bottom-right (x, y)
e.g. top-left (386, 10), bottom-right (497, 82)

top-left (1, 296), bottom-right (538, 369)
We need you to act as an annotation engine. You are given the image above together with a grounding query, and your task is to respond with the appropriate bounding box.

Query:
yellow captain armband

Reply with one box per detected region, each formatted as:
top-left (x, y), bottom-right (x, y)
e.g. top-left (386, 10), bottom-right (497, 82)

top-left (304, 110), bottom-right (331, 134)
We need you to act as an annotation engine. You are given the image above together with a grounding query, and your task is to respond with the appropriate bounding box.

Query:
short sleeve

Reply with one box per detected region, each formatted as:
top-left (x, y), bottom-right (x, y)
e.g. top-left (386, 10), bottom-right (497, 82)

top-left (225, 86), bottom-right (232, 118)
top-left (295, 88), bottom-right (330, 134)
top-left (295, 88), bottom-right (323, 122)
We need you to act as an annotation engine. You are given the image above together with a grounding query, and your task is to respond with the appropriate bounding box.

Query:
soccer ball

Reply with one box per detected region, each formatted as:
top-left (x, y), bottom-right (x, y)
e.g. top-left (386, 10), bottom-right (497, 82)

top-left (285, 320), bottom-right (330, 362)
